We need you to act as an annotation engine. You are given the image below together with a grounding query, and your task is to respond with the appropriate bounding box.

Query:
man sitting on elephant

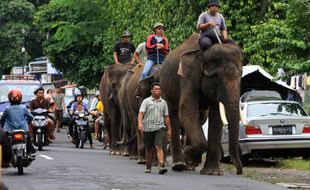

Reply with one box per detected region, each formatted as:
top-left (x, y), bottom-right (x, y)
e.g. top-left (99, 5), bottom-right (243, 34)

top-left (140, 22), bottom-right (169, 80)
top-left (197, 0), bottom-right (234, 50)
top-left (114, 30), bottom-right (136, 64)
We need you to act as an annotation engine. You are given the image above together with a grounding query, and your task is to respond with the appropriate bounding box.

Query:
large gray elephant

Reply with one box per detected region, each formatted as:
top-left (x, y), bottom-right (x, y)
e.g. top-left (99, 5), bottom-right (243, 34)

top-left (99, 63), bottom-right (135, 154)
top-left (160, 33), bottom-right (243, 175)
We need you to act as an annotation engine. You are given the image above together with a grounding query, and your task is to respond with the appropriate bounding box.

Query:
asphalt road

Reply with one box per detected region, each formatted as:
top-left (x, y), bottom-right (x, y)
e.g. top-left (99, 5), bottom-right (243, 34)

top-left (1, 130), bottom-right (285, 190)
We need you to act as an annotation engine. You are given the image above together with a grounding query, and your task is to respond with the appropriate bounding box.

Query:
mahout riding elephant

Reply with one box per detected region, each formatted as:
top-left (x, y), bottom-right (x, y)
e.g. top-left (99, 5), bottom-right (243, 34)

top-left (99, 63), bottom-right (135, 155)
top-left (160, 33), bottom-right (243, 175)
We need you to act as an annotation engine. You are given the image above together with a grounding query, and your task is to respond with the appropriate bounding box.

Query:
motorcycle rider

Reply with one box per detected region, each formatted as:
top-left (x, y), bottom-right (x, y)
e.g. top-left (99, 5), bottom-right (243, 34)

top-left (68, 92), bottom-right (88, 141)
top-left (72, 102), bottom-right (93, 149)
top-left (94, 96), bottom-right (109, 149)
top-left (29, 87), bottom-right (55, 141)
top-left (89, 91), bottom-right (100, 130)
top-left (0, 89), bottom-right (36, 155)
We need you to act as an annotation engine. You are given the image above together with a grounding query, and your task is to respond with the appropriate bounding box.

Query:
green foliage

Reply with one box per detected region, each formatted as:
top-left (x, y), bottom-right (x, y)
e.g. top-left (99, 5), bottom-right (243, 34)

top-left (304, 104), bottom-right (310, 115)
top-left (35, 0), bottom-right (106, 87)
top-left (0, 0), bottom-right (35, 70)
top-left (1, 0), bottom-right (306, 88)
top-left (240, 0), bottom-right (310, 75)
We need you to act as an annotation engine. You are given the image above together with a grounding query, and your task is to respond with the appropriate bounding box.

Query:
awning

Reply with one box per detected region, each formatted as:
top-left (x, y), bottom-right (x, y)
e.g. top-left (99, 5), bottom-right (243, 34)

top-left (242, 65), bottom-right (300, 102)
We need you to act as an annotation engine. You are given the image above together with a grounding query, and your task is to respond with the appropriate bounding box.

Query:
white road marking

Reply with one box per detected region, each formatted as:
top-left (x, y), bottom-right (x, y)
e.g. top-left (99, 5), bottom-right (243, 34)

top-left (39, 154), bottom-right (54, 160)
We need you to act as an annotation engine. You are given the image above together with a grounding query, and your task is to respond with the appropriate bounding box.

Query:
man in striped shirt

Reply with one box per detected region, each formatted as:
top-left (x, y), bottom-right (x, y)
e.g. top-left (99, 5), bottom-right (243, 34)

top-left (138, 82), bottom-right (172, 174)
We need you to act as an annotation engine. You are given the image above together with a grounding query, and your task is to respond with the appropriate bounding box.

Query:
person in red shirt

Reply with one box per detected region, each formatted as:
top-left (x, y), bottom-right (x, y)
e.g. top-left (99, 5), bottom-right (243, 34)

top-left (140, 22), bottom-right (169, 80)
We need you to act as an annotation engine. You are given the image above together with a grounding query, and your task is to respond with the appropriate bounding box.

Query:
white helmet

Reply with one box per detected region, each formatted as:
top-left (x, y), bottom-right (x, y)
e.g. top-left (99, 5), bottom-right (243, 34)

top-left (95, 91), bottom-right (100, 97)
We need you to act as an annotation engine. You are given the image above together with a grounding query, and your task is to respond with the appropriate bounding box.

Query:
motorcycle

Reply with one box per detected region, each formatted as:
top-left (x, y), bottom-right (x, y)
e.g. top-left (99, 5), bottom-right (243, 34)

top-left (73, 110), bottom-right (89, 149)
top-left (8, 130), bottom-right (35, 175)
top-left (31, 108), bottom-right (49, 151)
top-left (97, 114), bottom-right (105, 143)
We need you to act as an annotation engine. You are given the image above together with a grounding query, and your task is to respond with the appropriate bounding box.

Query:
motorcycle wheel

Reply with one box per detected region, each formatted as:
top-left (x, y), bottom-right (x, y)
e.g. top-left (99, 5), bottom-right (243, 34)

top-left (75, 135), bottom-right (79, 148)
top-left (17, 157), bottom-right (24, 175)
top-left (37, 133), bottom-right (43, 151)
top-left (80, 132), bottom-right (85, 149)
top-left (44, 131), bottom-right (49, 146)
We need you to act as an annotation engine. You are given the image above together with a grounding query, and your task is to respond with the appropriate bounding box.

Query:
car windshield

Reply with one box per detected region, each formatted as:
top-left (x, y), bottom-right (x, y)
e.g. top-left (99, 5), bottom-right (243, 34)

top-left (247, 102), bottom-right (308, 117)
top-left (0, 83), bottom-right (40, 102)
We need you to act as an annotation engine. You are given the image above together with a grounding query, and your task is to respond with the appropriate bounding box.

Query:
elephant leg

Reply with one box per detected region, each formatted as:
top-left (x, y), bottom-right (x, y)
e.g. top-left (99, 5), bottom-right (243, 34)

top-left (201, 102), bottom-right (223, 175)
top-left (179, 80), bottom-right (207, 170)
top-left (169, 112), bottom-right (186, 171)
top-left (110, 106), bottom-right (122, 155)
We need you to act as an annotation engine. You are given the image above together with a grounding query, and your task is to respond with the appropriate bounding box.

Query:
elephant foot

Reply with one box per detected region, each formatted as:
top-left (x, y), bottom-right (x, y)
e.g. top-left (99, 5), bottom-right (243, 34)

top-left (185, 165), bottom-right (196, 171)
top-left (129, 156), bottom-right (137, 160)
top-left (115, 151), bottom-right (121, 156)
top-left (123, 152), bottom-right (130, 157)
top-left (200, 168), bottom-right (223, 176)
top-left (137, 159), bottom-right (146, 164)
top-left (172, 162), bottom-right (186, 171)
top-left (110, 151), bottom-right (116, 155)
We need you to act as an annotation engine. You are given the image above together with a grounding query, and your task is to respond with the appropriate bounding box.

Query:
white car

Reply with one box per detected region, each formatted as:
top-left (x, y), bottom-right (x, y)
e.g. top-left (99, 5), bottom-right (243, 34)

top-left (221, 99), bottom-right (310, 164)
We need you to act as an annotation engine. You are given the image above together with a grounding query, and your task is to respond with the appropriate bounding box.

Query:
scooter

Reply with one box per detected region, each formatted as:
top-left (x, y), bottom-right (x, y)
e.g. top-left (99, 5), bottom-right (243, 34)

top-left (31, 108), bottom-right (49, 151)
top-left (8, 130), bottom-right (35, 175)
top-left (73, 110), bottom-right (89, 149)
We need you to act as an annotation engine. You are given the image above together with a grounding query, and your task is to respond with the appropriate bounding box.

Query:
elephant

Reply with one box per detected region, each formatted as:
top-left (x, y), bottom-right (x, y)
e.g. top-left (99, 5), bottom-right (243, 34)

top-left (159, 33), bottom-right (243, 175)
top-left (123, 64), bottom-right (146, 163)
top-left (99, 63), bottom-right (135, 155)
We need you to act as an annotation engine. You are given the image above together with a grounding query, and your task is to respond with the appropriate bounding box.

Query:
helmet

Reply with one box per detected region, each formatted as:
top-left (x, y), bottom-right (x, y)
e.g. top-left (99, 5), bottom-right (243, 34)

top-left (121, 30), bottom-right (132, 38)
top-left (95, 91), bottom-right (100, 97)
top-left (208, 0), bottom-right (220, 8)
top-left (153, 22), bottom-right (165, 31)
top-left (75, 92), bottom-right (83, 98)
top-left (8, 89), bottom-right (22, 103)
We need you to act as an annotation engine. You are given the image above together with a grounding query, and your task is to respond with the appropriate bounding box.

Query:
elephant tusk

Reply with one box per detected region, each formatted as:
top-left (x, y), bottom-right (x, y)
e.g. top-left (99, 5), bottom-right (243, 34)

top-left (219, 102), bottom-right (228, 126)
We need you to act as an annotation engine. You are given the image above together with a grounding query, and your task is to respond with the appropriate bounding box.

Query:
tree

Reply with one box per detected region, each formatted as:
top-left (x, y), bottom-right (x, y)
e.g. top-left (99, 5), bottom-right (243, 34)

top-left (0, 0), bottom-right (35, 72)
top-left (35, 0), bottom-right (309, 87)
top-left (35, 0), bottom-right (107, 88)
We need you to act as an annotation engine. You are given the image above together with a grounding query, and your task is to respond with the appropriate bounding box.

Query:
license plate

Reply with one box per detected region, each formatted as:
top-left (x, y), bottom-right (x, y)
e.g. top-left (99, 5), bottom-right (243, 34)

top-left (272, 126), bottom-right (292, 135)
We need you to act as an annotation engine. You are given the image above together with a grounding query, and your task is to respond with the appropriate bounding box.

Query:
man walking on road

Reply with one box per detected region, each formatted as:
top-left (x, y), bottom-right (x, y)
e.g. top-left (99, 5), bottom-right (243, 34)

top-left (52, 86), bottom-right (65, 132)
top-left (138, 82), bottom-right (171, 174)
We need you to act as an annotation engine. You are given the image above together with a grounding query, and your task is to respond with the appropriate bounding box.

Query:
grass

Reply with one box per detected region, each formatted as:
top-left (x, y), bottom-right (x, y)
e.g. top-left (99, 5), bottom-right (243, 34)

top-left (277, 159), bottom-right (310, 170)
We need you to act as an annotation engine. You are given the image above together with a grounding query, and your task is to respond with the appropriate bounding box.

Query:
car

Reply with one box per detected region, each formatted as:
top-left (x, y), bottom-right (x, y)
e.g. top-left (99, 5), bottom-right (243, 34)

top-left (221, 98), bottom-right (310, 164)
top-left (0, 75), bottom-right (41, 120)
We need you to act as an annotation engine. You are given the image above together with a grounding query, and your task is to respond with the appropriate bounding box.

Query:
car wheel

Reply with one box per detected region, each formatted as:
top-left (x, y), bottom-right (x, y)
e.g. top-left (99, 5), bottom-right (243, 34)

top-left (238, 145), bottom-right (249, 166)
top-left (220, 148), bottom-right (231, 163)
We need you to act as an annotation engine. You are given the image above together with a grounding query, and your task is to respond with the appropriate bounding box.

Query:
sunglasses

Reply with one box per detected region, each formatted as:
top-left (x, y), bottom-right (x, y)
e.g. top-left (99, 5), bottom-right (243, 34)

top-left (156, 27), bottom-right (164, 30)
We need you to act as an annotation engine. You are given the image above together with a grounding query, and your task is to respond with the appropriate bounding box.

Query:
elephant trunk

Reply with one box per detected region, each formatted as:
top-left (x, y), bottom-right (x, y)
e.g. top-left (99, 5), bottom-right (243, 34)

top-left (220, 81), bottom-right (243, 175)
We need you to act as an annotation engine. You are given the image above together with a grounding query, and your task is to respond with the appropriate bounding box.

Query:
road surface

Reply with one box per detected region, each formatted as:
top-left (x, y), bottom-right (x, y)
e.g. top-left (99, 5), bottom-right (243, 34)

top-left (2, 130), bottom-right (285, 190)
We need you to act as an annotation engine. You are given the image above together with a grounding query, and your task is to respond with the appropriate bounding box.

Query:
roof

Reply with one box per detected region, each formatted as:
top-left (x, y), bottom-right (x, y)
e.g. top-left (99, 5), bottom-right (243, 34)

top-left (241, 65), bottom-right (300, 102)
top-left (242, 65), bottom-right (295, 91)
top-left (0, 80), bottom-right (40, 84)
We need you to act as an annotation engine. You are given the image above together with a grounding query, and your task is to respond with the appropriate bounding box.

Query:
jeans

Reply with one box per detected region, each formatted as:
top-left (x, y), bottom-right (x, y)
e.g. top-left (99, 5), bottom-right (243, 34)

top-left (199, 34), bottom-right (235, 51)
top-left (140, 60), bottom-right (155, 80)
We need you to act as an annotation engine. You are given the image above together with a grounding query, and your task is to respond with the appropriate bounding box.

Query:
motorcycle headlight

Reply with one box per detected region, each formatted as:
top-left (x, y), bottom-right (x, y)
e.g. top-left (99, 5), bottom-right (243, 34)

top-left (78, 113), bottom-right (85, 118)
top-left (32, 120), bottom-right (40, 126)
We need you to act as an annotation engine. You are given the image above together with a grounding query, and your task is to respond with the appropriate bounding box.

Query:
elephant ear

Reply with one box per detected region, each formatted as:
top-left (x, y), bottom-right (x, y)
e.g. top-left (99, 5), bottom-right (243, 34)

top-left (178, 49), bottom-right (203, 84)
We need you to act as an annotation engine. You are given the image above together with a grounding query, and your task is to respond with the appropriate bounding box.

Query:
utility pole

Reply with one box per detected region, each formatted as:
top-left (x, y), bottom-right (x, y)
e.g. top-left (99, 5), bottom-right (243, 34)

top-left (21, 29), bottom-right (26, 75)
